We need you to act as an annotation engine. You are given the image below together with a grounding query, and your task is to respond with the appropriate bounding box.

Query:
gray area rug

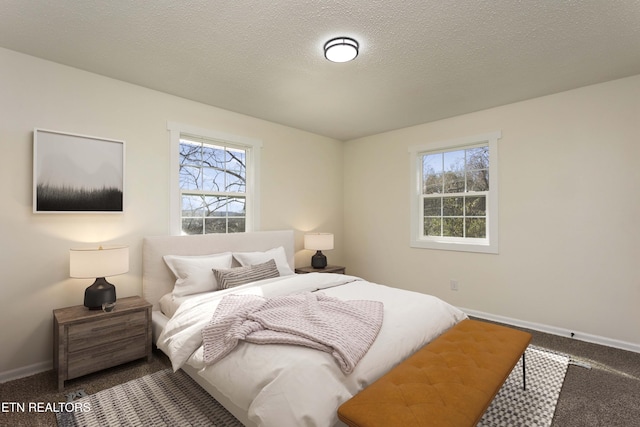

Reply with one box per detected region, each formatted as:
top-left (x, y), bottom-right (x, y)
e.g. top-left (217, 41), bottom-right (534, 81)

top-left (56, 369), bottom-right (243, 427)
top-left (57, 346), bottom-right (568, 427)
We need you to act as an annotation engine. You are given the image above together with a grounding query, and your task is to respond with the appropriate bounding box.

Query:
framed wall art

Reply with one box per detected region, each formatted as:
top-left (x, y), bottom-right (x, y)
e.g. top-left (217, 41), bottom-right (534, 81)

top-left (33, 129), bottom-right (125, 213)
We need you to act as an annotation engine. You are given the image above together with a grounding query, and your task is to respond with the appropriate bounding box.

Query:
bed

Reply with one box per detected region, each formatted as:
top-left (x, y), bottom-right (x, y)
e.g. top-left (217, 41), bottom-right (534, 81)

top-left (143, 230), bottom-right (467, 427)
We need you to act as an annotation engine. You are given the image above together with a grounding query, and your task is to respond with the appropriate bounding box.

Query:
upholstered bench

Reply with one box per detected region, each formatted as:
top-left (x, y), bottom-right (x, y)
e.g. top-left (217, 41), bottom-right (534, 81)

top-left (337, 319), bottom-right (532, 427)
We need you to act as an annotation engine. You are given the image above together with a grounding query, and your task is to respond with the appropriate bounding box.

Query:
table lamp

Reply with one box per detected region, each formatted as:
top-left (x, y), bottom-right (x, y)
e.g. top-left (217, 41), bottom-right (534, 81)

top-left (304, 233), bottom-right (334, 269)
top-left (70, 245), bottom-right (129, 310)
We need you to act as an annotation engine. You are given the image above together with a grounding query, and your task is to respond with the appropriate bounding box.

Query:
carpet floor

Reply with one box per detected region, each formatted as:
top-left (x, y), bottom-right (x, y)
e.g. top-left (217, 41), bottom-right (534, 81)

top-left (520, 325), bottom-right (640, 427)
top-left (1, 322), bottom-right (639, 426)
top-left (53, 346), bottom-right (568, 427)
top-left (0, 351), bottom-right (172, 427)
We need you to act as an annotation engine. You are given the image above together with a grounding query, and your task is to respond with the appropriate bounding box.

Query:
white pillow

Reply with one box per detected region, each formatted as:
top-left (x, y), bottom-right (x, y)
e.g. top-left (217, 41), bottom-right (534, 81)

top-left (163, 252), bottom-right (233, 297)
top-left (233, 246), bottom-right (294, 276)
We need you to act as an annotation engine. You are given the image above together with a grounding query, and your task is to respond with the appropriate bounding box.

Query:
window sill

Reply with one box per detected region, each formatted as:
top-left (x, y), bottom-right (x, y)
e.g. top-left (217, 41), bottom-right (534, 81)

top-left (410, 238), bottom-right (498, 254)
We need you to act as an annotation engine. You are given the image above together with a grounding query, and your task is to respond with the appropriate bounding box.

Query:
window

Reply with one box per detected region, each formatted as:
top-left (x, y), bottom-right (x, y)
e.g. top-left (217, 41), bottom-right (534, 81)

top-left (409, 131), bottom-right (501, 253)
top-left (168, 122), bottom-right (261, 235)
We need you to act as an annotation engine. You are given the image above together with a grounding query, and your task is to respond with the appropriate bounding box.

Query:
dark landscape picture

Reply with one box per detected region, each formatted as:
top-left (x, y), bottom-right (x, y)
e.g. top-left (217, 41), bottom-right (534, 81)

top-left (34, 130), bottom-right (124, 213)
top-left (36, 183), bottom-right (123, 212)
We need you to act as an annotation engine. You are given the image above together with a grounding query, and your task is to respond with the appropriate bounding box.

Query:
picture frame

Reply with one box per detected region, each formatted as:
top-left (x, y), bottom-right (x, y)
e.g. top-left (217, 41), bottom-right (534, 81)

top-left (33, 129), bottom-right (125, 213)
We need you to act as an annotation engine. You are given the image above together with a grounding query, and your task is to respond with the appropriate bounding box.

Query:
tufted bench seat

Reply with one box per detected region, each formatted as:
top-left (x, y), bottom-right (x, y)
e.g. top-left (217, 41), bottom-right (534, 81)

top-left (337, 319), bottom-right (532, 427)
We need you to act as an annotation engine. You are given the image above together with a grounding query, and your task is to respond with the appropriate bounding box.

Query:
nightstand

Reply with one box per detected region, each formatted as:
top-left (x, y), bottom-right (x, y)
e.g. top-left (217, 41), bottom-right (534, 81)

top-left (295, 265), bottom-right (346, 274)
top-left (53, 296), bottom-right (152, 391)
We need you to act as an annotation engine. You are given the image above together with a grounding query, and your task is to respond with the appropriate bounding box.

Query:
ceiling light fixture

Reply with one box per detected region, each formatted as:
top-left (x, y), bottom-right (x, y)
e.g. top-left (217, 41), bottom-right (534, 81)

top-left (324, 37), bottom-right (359, 63)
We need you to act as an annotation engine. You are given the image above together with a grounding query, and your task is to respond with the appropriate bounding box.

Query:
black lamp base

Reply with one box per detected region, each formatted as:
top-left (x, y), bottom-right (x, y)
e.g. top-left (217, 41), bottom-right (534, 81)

top-left (311, 250), bottom-right (327, 269)
top-left (84, 277), bottom-right (116, 310)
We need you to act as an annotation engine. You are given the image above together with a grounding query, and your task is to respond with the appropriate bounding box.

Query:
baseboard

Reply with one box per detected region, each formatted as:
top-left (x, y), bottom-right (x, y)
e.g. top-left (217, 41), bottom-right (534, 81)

top-left (3, 310), bottom-right (639, 382)
top-left (462, 307), bottom-right (640, 354)
top-left (0, 360), bottom-right (51, 383)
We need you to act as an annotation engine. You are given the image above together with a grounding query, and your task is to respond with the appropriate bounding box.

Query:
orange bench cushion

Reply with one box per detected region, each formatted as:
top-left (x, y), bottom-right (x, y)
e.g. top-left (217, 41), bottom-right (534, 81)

top-left (337, 319), bottom-right (532, 427)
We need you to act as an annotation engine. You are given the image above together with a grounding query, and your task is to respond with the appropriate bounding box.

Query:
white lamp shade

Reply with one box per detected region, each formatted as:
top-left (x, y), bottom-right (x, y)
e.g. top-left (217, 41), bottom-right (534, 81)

top-left (70, 246), bottom-right (129, 278)
top-left (304, 233), bottom-right (334, 251)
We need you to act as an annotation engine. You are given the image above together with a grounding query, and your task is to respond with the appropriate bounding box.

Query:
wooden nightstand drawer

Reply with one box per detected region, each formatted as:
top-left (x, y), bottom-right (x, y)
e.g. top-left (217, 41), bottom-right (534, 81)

top-left (54, 296), bottom-right (152, 390)
top-left (68, 335), bottom-right (147, 379)
top-left (68, 311), bottom-right (147, 352)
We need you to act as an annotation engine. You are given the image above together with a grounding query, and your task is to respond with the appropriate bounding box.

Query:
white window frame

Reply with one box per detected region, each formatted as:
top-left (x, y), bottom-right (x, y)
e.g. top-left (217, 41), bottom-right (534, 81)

top-left (409, 131), bottom-right (501, 254)
top-left (167, 121), bottom-right (262, 235)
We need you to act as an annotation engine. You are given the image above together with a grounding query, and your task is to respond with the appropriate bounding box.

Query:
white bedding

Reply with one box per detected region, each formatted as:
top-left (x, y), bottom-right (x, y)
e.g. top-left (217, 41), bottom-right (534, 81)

top-left (157, 273), bottom-right (467, 427)
top-left (158, 293), bottom-right (190, 318)
top-left (157, 275), bottom-right (290, 318)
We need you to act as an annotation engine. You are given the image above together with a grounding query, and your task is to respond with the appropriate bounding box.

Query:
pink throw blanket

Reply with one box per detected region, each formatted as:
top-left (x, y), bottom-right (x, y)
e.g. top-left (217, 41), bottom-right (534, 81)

top-left (202, 293), bottom-right (384, 374)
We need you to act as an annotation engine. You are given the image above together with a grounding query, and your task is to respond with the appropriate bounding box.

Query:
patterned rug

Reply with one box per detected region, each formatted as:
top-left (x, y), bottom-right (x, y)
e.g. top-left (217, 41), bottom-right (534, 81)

top-left (479, 346), bottom-right (570, 427)
top-left (56, 370), bottom-right (243, 427)
top-left (57, 346), bottom-right (569, 427)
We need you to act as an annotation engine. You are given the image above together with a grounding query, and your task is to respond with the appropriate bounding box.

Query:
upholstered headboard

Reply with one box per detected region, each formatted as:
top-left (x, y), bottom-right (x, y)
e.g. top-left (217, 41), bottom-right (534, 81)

top-left (142, 230), bottom-right (295, 310)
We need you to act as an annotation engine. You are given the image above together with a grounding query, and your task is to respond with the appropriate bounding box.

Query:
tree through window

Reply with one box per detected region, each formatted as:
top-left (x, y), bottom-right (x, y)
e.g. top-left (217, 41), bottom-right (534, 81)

top-left (179, 136), bottom-right (247, 234)
top-left (168, 122), bottom-right (262, 236)
top-left (409, 131), bottom-right (501, 253)
top-left (421, 145), bottom-right (489, 238)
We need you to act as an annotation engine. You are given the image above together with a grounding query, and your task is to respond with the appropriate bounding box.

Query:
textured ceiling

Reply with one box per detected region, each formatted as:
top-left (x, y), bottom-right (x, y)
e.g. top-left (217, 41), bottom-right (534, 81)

top-left (1, 1), bottom-right (639, 141)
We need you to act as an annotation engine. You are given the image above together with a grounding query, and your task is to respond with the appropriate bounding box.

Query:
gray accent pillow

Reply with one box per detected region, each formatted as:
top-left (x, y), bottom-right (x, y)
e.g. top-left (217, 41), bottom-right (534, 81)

top-left (213, 258), bottom-right (280, 290)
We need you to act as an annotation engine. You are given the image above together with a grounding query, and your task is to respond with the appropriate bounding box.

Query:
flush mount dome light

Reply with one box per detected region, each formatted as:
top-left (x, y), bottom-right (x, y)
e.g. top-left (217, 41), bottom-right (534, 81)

top-left (324, 37), bottom-right (359, 63)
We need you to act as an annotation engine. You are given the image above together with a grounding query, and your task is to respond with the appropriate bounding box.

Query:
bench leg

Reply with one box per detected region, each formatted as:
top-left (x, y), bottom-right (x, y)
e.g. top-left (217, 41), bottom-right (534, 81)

top-left (522, 352), bottom-right (527, 390)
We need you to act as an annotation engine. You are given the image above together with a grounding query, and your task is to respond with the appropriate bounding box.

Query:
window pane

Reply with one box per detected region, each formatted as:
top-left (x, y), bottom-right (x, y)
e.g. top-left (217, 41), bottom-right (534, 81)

top-left (466, 218), bottom-right (486, 238)
top-left (227, 148), bottom-right (246, 174)
top-left (422, 154), bottom-right (443, 194)
top-left (181, 194), bottom-right (205, 216)
top-left (465, 196), bottom-right (486, 216)
top-left (467, 147), bottom-right (489, 170)
top-left (202, 144), bottom-right (227, 169)
top-left (205, 218), bottom-right (227, 233)
top-left (228, 197), bottom-right (246, 216)
top-left (201, 167), bottom-right (225, 192)
top-left (443, 197), bottom-right (464, 216)
top-left (467, 169), bottom-right (489, 191)
top-left (444, 171), bottom-right (465, 193)
top-left (443, 150), bottom-right (465, 193)
top-left (423, 153), bottom-right (442, 174)
top-left (203, 196), bottom-right (227, 217)
top-left (424, 217), bottom-right (441, 236)
top-left (179, 166), bottom-right (201, 191)
top-left (201, 196), bottom-right (245, 216)
top-left (443, 217), bottom-right (464, 237)
top-left (227, 218), bottom-right (246, 233)
top-left (225, 171), bottom-right (246, 193)
top-left (179, 141), bottom-right (201, 166)
top-left (424, 173), bottom-right (443, 194)
top-left (204, 217), bottom-right (246, 234)
top-left (444, 150), bottom-right (465, 172)
top-left (423, 198), bottom-right (441, 216)
top-left (182, 218), bottom-right (203, 235)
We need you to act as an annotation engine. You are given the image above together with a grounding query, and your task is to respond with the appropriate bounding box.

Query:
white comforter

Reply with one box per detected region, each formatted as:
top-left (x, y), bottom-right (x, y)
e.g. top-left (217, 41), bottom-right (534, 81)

top-left (157, 273), bottom-right (467, 427)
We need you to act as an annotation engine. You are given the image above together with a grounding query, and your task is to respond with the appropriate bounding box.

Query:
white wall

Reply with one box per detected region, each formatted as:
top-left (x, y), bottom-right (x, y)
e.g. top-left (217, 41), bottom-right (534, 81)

top-left (344, 75), bottom-right (640, 349)
top-left (2, 44), bottom-right (638, 378)
top-left (0, 47), bottom-right (344, 377)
